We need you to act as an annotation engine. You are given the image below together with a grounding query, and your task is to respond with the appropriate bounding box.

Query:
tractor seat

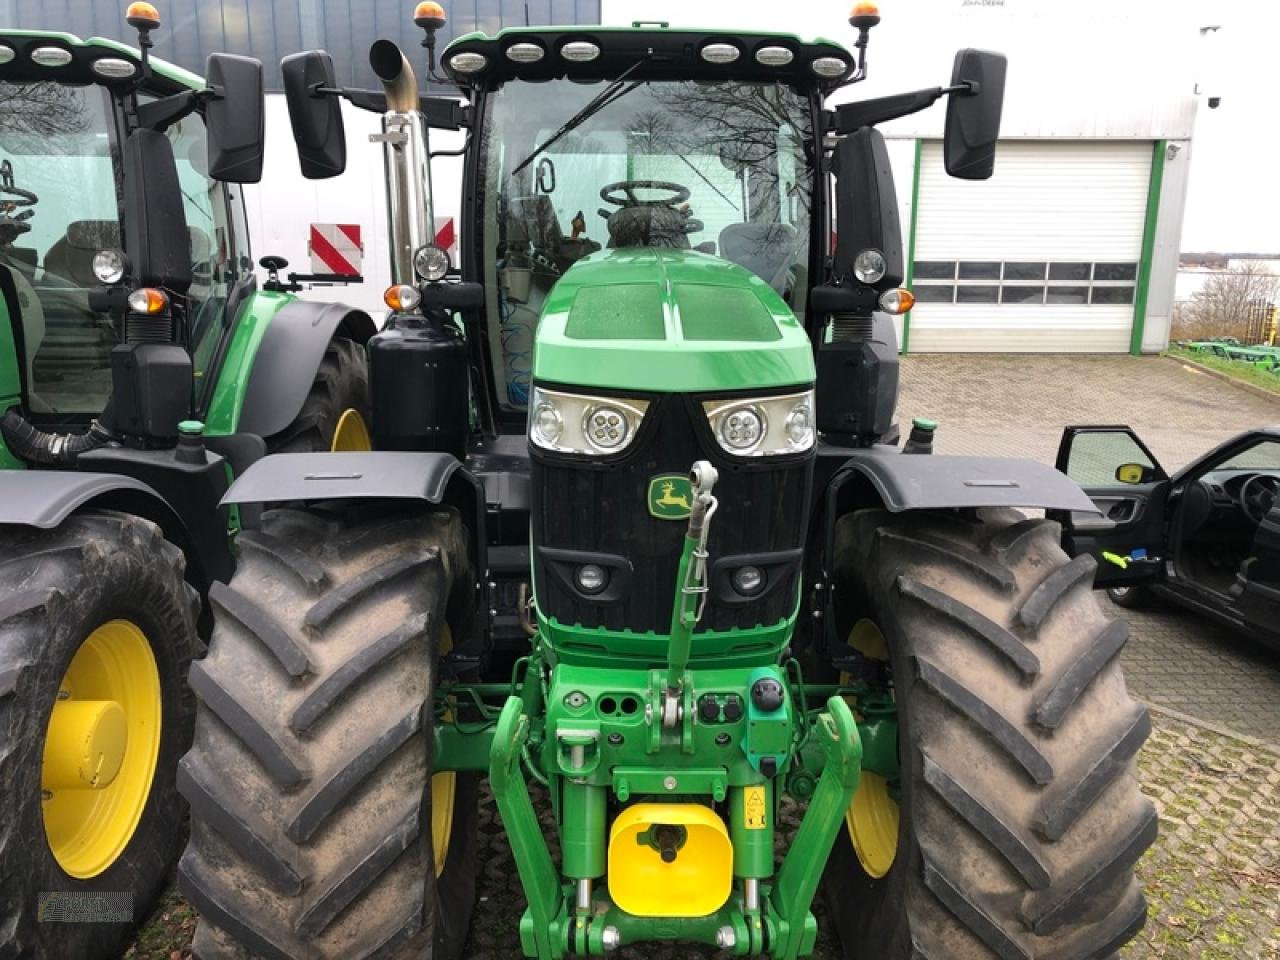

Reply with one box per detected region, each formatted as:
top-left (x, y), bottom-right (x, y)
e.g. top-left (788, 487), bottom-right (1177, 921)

top-left (606, 205), bottom-right (690, 250)
top-left (718, 222), bottom-right (797, 291)
top-left (508, 195), bottom-right (564, 251)
top-left (41, 220), bottom-right (121, 287)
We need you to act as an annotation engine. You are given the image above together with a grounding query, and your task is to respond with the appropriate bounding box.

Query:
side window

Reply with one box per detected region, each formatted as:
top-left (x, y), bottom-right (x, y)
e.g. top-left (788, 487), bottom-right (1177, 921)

top-left (1063, 430), bottom-right (1160, 487)
top-left (161, 112), bottom-right (233, 392)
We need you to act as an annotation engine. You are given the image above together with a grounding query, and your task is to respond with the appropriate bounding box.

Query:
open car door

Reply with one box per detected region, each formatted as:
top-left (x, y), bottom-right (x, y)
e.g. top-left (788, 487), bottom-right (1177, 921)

top-left (1050, 425), bottom-right (1170, 587)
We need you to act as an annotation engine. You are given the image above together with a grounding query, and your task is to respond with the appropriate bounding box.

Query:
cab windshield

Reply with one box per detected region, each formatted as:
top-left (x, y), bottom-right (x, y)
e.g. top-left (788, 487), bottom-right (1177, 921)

top-left (481, 77), bottom-right (816, 410)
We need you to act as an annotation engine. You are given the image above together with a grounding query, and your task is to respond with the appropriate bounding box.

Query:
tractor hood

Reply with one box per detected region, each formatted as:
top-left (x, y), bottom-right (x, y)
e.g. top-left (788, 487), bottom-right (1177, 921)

top-left (532, 248), bottom-right (814, 394)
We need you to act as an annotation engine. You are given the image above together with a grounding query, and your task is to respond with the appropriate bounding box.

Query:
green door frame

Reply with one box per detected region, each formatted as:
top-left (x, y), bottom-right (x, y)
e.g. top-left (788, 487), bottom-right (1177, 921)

top-left (1130, 139), bottom-right (1167, 356)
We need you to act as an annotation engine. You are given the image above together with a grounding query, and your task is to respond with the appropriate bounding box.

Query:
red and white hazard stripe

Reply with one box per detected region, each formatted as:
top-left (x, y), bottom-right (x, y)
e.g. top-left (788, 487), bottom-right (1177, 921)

top-left (309, 223), bottom-right (363, 276)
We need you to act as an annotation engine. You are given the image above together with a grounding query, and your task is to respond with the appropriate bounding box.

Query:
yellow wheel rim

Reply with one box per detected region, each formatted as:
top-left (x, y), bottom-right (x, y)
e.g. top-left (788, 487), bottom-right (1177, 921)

top-left (431, 624), bottom-right (457, 877)
top-left (842, 618), bottom-right (900, 879)
top-left (41, 620), bottom-right (161, 879)
top-left (330, 408), bottom-right (372, 452)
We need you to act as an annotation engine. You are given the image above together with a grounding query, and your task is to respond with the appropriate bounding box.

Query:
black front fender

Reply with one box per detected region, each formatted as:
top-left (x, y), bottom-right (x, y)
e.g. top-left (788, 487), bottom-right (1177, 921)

top-left (834, 446), bottom-right (1098, 514)
top-left (237, 299), bottom-right (375, 439)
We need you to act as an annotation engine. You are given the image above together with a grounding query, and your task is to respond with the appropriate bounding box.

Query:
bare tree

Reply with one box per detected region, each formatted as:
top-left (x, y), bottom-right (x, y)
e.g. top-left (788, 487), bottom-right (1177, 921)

top-left (1173, 262), bottom-right (1280, 341)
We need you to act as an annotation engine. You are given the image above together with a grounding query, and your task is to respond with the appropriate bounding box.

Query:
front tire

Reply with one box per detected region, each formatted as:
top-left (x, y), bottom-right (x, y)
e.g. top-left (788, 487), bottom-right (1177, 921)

top-left (178, 506), bottom-right (476, 959)
top-left (0, 512), bottom-right (199, 959)
top-left (824, 509), bottom-right (1154, 960)
top-left (1106, 585), bottom-right (1150, 610)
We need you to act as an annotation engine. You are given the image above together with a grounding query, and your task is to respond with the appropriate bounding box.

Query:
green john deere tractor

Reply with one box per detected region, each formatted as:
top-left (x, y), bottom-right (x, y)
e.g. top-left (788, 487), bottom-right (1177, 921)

top-left (178, 5), bottom-right (1155, 958)
top-left (0, 6), bottom-right (372, 956)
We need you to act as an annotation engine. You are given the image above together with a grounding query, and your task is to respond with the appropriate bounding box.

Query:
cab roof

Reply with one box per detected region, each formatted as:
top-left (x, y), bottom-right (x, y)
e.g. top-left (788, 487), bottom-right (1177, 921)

top-left (0, 30), bottom-right (202, 93)
top-left (441, 24), bottom-right (853, 91)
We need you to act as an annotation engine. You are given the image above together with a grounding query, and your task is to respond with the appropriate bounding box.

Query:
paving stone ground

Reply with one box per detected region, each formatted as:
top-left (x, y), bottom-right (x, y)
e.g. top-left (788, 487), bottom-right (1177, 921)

top-left (130, 355), bottom-right (1280, 959)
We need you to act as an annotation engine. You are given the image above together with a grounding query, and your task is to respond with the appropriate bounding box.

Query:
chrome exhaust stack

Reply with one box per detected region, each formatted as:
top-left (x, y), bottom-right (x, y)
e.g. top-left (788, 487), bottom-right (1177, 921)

top-left (369, 39), bottom-right (434, 298)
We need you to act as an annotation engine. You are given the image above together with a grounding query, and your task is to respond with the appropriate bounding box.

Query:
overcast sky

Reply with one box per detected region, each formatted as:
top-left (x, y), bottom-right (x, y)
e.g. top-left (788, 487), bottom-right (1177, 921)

top-left (1180, 0), bottom-right (1277, 253)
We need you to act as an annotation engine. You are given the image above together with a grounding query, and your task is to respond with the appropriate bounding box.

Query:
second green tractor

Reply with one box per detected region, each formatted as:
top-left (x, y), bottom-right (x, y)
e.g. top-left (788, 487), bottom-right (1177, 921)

top-left (177, 5), bottom-right (1156, 959)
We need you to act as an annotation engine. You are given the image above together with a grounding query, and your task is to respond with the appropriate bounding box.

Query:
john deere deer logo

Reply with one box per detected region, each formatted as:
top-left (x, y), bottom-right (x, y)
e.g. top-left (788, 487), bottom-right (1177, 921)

top-left (648, 475), bottom-right (693, 520)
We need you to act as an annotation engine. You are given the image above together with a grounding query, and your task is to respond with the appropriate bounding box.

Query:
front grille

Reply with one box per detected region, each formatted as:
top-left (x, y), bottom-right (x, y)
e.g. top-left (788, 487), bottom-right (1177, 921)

top-left (531, 390), bottom-right (813, 634)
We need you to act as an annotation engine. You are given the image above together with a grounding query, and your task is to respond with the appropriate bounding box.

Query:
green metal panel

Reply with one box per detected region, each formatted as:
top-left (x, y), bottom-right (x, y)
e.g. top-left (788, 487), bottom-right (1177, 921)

top-left (201, 290), bottom-right (295, 437)
top-left (0, 290), bottom-right (24, 470)
top-left (901, 138), bottom-right (923, 355)
top-left (1130, 140), bottom-right (1166, 356)
top-left (534, 249), bottom-right (814, 394)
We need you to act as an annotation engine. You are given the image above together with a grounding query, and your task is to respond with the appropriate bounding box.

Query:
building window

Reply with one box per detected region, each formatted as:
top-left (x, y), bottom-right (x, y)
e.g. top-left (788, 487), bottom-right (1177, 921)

top-left (911, 260), bottom-right (1139, 307)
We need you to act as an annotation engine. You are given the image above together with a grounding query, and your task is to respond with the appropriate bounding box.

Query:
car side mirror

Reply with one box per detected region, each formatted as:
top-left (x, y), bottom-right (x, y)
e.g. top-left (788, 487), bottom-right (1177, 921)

top-left (282, 50), bottom-right (347, 179)
top-left (943, 49), bottom-right (1007, 180)
top-left (1116, 463), bottom-right (1156, 485)
top-left (205, 54), bottom-right (265, 183)
top-left (831, 126), bottom-right (903, 292)
top-left (122, 129), bottom-right (192, 292)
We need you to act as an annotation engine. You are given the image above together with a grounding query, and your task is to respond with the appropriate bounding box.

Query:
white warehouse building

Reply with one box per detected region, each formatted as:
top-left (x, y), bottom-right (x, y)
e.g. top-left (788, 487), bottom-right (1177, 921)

top-left (245, 0), bottom-right (1209, 355)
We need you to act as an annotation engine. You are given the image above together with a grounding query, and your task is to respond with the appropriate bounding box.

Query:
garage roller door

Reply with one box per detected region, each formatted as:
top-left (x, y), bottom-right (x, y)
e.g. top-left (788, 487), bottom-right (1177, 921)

top-left (908, 140), bottom-right (1153, 352)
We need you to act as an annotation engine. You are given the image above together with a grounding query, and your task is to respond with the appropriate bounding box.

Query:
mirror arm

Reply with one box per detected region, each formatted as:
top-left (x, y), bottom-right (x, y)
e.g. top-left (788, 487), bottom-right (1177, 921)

top-left (135, 89), bottom-right (209, 133)
top-left (828, 81), bottom-right (978, 135)
top-left (311, 85), bottom-right (469, 129)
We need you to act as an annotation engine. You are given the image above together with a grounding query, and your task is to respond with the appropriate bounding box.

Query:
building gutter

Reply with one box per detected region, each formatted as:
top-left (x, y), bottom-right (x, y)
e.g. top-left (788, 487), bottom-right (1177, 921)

top-left (901, 138), bottom-right (923, 355)
top-left (1131, 139), bottom-right (1167, 355)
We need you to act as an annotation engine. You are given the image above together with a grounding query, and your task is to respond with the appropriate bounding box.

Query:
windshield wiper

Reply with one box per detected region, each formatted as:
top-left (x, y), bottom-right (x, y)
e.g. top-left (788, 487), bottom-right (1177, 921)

top-left (510, 58), bottom-right (648, 179)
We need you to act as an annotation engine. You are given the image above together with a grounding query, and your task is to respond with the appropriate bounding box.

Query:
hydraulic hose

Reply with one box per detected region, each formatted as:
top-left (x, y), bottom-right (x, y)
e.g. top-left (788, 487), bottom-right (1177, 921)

top-left (1, 407), bottom-right (115, 466)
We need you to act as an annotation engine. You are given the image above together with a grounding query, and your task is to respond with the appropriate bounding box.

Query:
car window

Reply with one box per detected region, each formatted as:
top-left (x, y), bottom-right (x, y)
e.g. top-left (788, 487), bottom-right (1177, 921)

top-left (1215, 438), bottom-right (1280, 471)
top-left (1064, 430), bottom-right (1157, 486)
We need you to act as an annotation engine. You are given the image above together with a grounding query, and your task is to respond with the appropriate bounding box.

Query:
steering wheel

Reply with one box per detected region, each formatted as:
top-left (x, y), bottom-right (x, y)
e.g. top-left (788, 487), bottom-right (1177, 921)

top-left (600, 180), bottom-right (690, 208)
top-left (1240, 474), bottom-right (1280, 525)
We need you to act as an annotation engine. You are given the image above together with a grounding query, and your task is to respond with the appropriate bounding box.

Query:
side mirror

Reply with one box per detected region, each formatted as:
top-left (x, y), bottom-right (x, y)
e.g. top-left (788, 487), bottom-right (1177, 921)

top-left (205, 53), bottom-right (265, 183)
top-left (282, 50), bottom-right (347, 179)
top-left (831, 126), bottom-right (903, 291)
top-left (122, 129), bottom-right (192, 292)
top-left (943, 49), bottom-right (1007, 180)
top-left (1116, 463), bottom-right (1156, 485)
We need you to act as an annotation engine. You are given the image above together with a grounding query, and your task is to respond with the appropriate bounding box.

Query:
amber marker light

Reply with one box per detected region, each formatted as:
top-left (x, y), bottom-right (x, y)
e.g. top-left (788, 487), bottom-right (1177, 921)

top-left (126, 1), bottom-right (161, 31)
top-left (878, 288), bottom-right (914, 315)
top-left (127, 287), bottom-right (169, 314)
top-left (384, 284), bottom-right (422, 312)
top-left (849, 1), bottom-right (881, 29)
top-left (414, 1), bottom-right (447, 31)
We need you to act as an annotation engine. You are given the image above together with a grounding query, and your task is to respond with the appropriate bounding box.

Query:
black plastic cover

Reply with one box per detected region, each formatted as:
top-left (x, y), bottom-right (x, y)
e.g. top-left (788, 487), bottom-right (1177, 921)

top-left (122, 129), bottom-right (192, 292)
top-left (944, 49), bottom-right (1007, 180)
top-left (831, 127), bottom-right (904, 290)
top-left (110, 343), bottom-right (192, 440)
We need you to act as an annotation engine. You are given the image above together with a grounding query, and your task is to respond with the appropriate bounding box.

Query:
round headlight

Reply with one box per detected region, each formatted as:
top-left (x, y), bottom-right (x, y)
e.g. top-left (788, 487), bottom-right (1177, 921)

top-left (701, 43), bottom-right (740, 64)
top-left (0, 45), bottom-right (17, 65)
top-left (810, 56), bottom-right (850, 79)
top-left (532, 400), bottom-right (563, 445)
top-left (732, 565), bottom-right (766, 596)
top-left (854, 249), bottom-right (887, 285)
top-left (784, 402), bottom-right (814, 450)
top-left (92, 249), bottom-right (127, 285)
top-left (720, 406), bottom-right (765, 452)
top-left (413, 244), bottom-right (451, 282)
top-left (448, 51), bottom-right (488, 74)
top-left (560, 41), bottom-right (601, 62)
top-left (31, 46), bottom-right (73, 68)
top-left (91, 57), bottom-right (138, 79)
top-left (576, 563), bottom-right (609, 595)
top-left (755, 45), bottom-right (794, 66)
top-left (506, 42), bottom-right (544, 63)
top-left (583, 405), bottom-right (629, 451)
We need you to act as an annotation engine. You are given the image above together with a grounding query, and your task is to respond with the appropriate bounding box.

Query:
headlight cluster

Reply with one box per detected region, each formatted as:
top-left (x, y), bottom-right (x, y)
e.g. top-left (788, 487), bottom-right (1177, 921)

top-left (529, 388), bottom-right (816, 457)
top-left (702, 391), bottom-right (815, 456)
top-left (529, 387), bottom-right (650, 455)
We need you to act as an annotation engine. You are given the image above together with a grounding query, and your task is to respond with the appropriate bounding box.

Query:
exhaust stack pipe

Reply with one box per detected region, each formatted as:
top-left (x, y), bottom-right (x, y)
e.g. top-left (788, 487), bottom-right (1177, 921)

top-left (369, 39), bottom-right (435, 298)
